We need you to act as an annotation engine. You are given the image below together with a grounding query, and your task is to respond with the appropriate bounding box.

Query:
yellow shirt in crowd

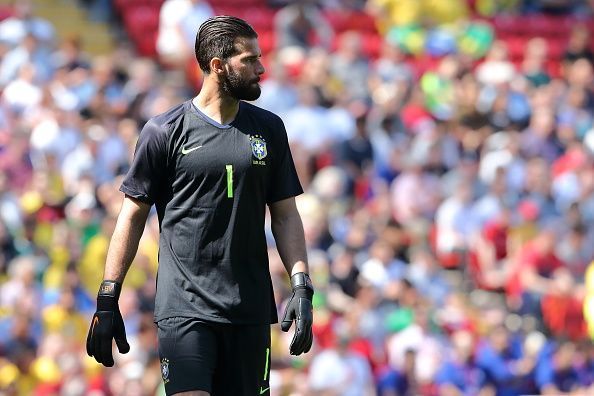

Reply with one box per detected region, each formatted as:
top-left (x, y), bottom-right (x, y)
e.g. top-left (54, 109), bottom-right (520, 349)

top-left (369, 0), bottom-right (468, 33)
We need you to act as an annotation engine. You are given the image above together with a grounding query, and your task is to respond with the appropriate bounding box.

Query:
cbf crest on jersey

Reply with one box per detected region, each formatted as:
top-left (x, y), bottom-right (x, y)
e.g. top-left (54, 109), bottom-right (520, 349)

top-left (250, 134), bottom-right (267, 165)
top-left (161, 358), bottom-right (170, 383)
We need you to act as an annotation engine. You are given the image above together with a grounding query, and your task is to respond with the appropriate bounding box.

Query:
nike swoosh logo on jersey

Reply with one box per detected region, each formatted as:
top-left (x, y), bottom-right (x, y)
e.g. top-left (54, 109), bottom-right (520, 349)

top-left (181, 145), bottom-right (203, 154)
top-left (259, 386), bottom-right (270, 394)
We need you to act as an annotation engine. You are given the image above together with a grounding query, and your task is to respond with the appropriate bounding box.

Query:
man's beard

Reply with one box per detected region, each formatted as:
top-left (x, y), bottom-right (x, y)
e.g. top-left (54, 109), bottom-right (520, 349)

top-left (222, 69), bottom-right (261, 101)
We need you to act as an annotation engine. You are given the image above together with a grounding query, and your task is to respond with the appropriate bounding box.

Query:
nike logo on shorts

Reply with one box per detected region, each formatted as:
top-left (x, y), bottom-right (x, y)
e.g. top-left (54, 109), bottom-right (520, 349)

top-left (259, 386), bottom-right (270, 394)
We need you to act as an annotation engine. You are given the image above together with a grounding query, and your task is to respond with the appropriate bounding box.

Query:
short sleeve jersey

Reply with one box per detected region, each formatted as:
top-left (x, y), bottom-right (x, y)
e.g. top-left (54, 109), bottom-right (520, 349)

top-left (120, 100), bottom-right (303, 324)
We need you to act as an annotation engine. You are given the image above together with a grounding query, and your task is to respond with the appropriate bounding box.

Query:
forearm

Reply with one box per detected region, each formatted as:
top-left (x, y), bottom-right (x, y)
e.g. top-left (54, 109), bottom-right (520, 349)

top-left (522, 271), bottom-right (552, 295)
top-left (88, 200), bottom-right (141, 366)
top-left (272, 199), bottom-right (313, 355)
top-left (271, 211), bottom-right (308, 276)
top-left (541, 385), bottom-right (561, 395)
top-left (103, 198), bottom-right (150, 283)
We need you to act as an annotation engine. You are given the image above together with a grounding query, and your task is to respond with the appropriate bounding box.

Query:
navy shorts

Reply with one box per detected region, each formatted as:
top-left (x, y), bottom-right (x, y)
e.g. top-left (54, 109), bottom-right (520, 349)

top-left (157, 317), bottom-right (271, 395)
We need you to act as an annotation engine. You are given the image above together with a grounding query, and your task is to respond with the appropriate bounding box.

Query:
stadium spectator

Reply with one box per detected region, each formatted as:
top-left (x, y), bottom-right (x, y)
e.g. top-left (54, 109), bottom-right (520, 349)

top-left (563, 24), bottom-right (594, 66)
top-left (434, 178), bottom-right (474, 259)
top-left (308, 317), bottom-right (375, 395)
top-left (0, 33), bottom-right (52, 87)
top-left (157, 0), bottom-right (214, 67)
top-left (377, 347), bottom-right (418, 395)
top-left (434, 329), bottom-right (492, 396)
top-left (254, 56), bottom-right (298, 119)
top-left (274, 0), bottom-right (334, 51)
top-left (475, 325), bottom-right (538, 395)
top-left (521, 37), bottom-right (551, 88)
top-left (0, 0), bottom-right (54, 47)
top-left (330, 30), bottom-right (371, 102)
top-left (386, 305), bottom-right (443, 390)
top-left (475, 40), bottom-right (516, 87)
top-left (535, 340), bottom-right (587, 394)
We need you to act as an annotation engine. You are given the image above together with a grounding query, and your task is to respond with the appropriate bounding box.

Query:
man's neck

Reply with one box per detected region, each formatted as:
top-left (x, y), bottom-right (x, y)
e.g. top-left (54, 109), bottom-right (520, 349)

top-left (193, 84), bottom-right (240, 125)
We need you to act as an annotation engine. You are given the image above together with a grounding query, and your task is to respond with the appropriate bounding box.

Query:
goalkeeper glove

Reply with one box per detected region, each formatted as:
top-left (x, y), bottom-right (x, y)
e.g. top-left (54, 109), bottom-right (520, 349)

top-left (86, 280), bottom-right (130, 367)
top-left (281, 272), bottom-right (314, 355)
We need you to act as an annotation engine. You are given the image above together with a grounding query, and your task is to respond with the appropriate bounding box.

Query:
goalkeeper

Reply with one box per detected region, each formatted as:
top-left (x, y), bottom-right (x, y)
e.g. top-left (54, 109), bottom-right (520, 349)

top-left (85, 16), bottom-right (313, 396)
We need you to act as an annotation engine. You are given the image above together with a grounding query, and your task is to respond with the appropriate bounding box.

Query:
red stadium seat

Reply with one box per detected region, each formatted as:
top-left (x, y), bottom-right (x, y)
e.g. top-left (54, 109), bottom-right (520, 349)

top-left (525, 15), bottom-right (568, 37)
top-left (243, 8), bottom-right (276, 31)
top-left (362, 32), bottom-right (382, 58)
top-left (212, 6), bottom-right (275, 31)
top-left (123, 5), bottom-right (160, 33)
top-left (493, 29), bottom-right (516, 41)
top-left (123, 6), bottom-right (159, 46)
top-left (257, 30), bottom-right (276, 54)
top-left (546, 37), bottom-right (566, 59)
top-left (585, 19), bottom-right (594, 37)
top-left (113, 0), bottom-right (133, 12)
top-left (546, 60), bottom-right (561, 78)
top-left (324, 10), bottom-right (378, 34)
top-left (212, 5), bottom-right (237, 16)
top-left (492, 15), bottom-right (528, 36)
top-left (0, 6), bottom-right (12, 21)
top-left (114, 0), bottom-right (161, 13)
top-left (504, 36), bottom-right (528, 61)
top-left (210, 0), bottom-right (265, 6)
top-left (492, 14), bottom-right (570, 77)
top-left (349, 12), bottom-right (378, 33)
top-left (133, 29), bottom-right (159, 57)
top-left (410, 55), bottom-right (441, 76)
top-left (122, 5), bottom-right (160, 57)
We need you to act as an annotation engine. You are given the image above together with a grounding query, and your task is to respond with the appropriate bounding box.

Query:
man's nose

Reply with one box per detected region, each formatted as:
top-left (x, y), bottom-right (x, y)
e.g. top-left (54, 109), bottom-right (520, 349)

top-left (256, 62), bottom-right (265, 76)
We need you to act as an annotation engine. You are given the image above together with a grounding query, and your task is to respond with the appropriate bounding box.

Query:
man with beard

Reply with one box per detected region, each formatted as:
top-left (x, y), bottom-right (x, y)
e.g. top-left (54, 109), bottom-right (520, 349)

top-left (85, 16), bottom-right (314, 396)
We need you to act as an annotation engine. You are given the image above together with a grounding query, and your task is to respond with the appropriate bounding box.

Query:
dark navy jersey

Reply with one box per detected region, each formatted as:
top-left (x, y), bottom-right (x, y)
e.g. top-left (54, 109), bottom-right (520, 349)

top-left (120, 100), bottom-right (303, 324)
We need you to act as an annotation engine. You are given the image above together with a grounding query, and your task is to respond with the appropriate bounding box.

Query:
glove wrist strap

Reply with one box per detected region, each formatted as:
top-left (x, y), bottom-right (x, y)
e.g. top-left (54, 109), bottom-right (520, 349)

top-left (290, 272), bottom-right (314, 291)
top-left (98, 280), bottom-right (122, 299)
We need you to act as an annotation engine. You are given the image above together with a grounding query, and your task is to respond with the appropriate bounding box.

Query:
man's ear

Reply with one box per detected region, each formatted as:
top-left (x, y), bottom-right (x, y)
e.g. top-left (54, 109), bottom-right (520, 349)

top-left (210, 58), bottom-right (225, 75)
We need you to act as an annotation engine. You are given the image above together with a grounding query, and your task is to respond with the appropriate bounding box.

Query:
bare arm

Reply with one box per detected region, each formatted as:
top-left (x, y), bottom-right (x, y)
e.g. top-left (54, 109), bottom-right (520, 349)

top-left (520, 267), bottom-right (555, 295)
top-left (269, 197), bottom-right (308, 276)
top-left (103, 195), bottom-right (151, 283)
top-left (541, 384), bottom-right (561, 395)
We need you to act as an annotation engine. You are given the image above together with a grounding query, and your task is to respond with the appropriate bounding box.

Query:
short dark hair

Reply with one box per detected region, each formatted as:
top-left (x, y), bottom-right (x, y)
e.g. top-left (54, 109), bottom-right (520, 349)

top-left (195, 16), bottom-right (258, 73)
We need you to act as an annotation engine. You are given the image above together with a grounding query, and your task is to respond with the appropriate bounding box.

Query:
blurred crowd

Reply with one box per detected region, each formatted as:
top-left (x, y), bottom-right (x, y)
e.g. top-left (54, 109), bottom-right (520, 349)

top-left (1, 0), bottom-right (594, 395)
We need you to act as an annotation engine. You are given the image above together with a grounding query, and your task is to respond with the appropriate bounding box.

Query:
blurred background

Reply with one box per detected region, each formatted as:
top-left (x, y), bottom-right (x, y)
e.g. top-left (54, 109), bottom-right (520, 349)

top-left (0, 0), bottom-right (594, 395)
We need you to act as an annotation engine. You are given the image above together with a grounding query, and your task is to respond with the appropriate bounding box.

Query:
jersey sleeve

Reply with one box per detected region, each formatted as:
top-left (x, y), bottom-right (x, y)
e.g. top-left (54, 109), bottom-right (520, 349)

top-left (266, 117), bottom-right (303, 204)
top-left (119, 119), bottom-right (168, 205)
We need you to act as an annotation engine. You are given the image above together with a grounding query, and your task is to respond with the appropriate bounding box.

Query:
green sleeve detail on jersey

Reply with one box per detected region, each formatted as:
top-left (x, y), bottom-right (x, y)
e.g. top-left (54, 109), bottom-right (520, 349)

top-left (226, 164), bottom-right (233, 198)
